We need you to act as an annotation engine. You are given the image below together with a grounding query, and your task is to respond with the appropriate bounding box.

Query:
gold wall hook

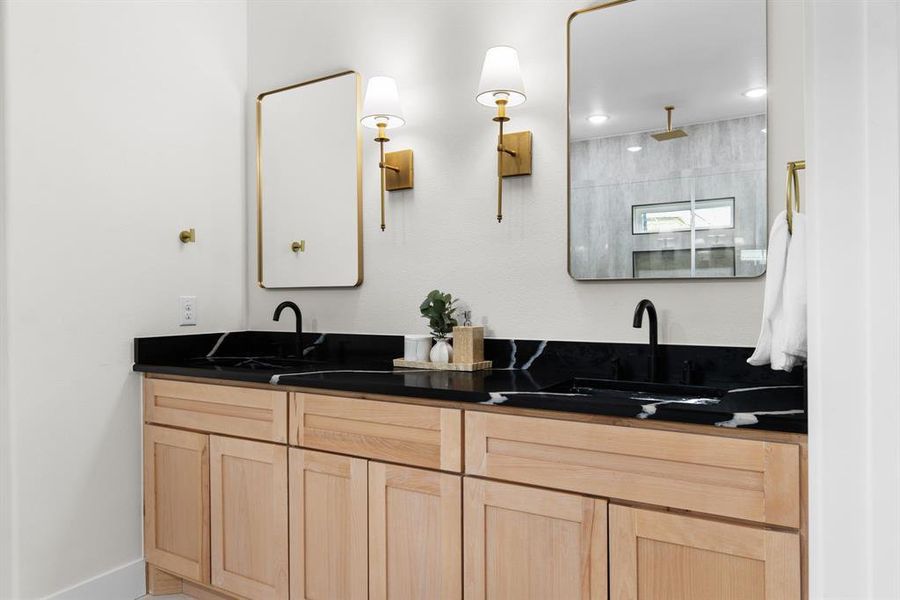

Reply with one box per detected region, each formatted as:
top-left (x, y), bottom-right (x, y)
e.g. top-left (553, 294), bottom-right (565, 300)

top-left (179, 228), bottom-right (195, 243)
top-left (291, 240), bottom-right (305, 253)
top-left (786, 160), bottom-right (806, 234)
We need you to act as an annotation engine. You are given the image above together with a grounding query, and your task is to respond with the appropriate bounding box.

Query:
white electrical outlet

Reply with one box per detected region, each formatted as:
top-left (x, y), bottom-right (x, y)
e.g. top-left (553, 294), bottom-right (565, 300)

top-left (180, 296), bottom-right (197, 326)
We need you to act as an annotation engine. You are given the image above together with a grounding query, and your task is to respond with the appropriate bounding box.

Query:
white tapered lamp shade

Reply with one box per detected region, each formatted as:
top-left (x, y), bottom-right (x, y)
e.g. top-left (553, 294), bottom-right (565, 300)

top-left (361, 76), bottom-right (405, 129)
top-left (476, 46), bottom-right (526, 107)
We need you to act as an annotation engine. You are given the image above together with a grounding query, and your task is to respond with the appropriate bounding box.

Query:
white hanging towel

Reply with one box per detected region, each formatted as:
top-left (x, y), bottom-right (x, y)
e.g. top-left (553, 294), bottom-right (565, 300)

top-left (748, 210), bottom-right (806, 371)
top-left (782, 212), bottom-right (807, 361)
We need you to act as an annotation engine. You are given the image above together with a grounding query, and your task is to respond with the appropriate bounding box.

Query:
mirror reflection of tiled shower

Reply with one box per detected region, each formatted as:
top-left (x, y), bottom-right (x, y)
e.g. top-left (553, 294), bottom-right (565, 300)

top-left (570, 114), bottom-right (767, 279)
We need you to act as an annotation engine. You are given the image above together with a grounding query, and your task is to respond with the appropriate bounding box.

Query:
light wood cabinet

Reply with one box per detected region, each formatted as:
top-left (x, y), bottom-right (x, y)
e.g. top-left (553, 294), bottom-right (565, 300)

top-left (289, 448), bottom-right (368, 600)
top-left (145, 378), bottom-right (288, 443)
top-left (466, 411), bottom-right (800, 528)
top-left (210, 435), bottom-right (289, 600)
top-left (464, 478), bottom-right (608, 600)
top-left (290, 393), bottom-right (462, 471)
top-left (143, 425), bottom-right (210, 584)
top-left (609, 505), bottom-right (801, 600)
top-left (142, 375), bottom-right (806, 600)
top-left (368, 462), bottom-right (462, 600)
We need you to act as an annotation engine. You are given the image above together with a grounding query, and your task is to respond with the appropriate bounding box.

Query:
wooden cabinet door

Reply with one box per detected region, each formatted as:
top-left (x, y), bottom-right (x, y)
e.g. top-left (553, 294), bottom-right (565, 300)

top-left (289, 448), bottom-right (368, 600)
top-left (464, 478), bottom-right (607, 600)
top-left (609, 505), bottom-right (800, 600)
top-left (143, 425), bottom-right (210, 583)
top-left (210, 436), bottom-right (288, 600)
top-left (368, 462), bottom-right (462, 600)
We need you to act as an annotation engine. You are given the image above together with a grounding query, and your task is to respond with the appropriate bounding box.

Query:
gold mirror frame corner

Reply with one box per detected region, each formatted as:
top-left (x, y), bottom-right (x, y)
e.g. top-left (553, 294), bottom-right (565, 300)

top-left (256, 70), bottom-right (364, 289)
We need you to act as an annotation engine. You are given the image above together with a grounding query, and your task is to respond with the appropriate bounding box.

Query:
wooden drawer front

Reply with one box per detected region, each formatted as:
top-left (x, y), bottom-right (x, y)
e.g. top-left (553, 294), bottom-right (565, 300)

top-left (465, 412), bottom-right (800, 527)
top-left (291, 393), bottom-right (462, 472)
top-left (144, 378), bottom-right (287, 443)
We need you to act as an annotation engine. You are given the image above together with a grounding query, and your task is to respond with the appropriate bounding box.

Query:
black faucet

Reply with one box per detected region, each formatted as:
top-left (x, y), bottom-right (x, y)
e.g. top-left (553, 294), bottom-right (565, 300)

top-left (273, 301), bottom-right (303, 357)
top-left (632, 299), bottom-right (658, 382)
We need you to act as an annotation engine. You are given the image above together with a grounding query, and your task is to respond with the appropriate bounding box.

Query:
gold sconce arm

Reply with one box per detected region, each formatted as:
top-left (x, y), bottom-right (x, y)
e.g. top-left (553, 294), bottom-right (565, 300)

top-left (376, 124), bottom-right (390, 232)
top-left (373, 122), bottom-right (413, 231)
top-left (488, 98), bottom-right (532, 223)
top-left (493, 100), bottom-right (517, 223)
top-left (380, 159), bottom-right (401, 173)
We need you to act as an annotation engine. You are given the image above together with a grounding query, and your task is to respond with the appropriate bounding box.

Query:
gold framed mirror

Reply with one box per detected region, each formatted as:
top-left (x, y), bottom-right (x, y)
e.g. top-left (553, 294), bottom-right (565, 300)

top-left (257, 71), bottom-right (363, 288)
top-left (567, 0), bottom-right (768, 280)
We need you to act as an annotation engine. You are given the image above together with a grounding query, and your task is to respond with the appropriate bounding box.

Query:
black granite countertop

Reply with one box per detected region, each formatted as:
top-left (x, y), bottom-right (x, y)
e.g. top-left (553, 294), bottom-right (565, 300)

top-left (134, 331), bottom-right (807, 433)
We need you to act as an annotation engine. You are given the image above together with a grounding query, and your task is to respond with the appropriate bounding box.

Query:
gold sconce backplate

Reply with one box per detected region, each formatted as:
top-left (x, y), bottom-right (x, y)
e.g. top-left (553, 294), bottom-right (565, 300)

top-left (500, 131), bottom-right (532, 177)
top-left (385, 149), bottom-right (414, 191)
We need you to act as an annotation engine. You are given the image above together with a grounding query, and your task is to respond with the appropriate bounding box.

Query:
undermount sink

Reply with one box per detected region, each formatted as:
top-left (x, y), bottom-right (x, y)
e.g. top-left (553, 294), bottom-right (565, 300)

top-left (540, 377), bottom-right (726, 402)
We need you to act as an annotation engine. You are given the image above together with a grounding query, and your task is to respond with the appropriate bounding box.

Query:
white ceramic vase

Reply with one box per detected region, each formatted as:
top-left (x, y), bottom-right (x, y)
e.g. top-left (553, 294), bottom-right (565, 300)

top-left (430, 337), bottom-right (453, 364)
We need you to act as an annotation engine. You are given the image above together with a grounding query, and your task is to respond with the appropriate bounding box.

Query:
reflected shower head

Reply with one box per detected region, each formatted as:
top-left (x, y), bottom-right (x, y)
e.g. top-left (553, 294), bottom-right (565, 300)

top-left (651, 106), bottom-right (688, 141)
top-left (652, 129), bottom-right (688, 141)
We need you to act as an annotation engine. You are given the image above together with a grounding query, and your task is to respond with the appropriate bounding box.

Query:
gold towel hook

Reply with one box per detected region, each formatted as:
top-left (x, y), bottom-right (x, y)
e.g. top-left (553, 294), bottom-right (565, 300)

top-left (786, 160), bottom-right (806, 234)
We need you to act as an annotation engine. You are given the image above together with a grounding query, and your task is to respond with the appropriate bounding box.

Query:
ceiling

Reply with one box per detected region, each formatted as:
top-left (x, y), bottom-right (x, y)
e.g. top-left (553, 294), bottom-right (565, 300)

top-left (569, 0), bottom-right (766, 141)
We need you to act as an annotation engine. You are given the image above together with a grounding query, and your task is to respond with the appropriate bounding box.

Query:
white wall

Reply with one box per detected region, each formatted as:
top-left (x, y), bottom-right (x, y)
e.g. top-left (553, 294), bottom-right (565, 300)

top-left (246, 0), bottom-right (805, 347)
top-left (806, 1), bottom-right (900, 597)
top-left (0, 3), bottom-right (11, 599)
top-left (0, 1), bottom-right (247, 598)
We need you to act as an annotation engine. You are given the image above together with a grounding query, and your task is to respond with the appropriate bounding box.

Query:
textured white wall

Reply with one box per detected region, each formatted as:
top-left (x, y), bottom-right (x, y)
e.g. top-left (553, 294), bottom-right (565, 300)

top-left (1, 1), bottom-right (247, 597)
top-left (246, 0), bottom-right (804, 347)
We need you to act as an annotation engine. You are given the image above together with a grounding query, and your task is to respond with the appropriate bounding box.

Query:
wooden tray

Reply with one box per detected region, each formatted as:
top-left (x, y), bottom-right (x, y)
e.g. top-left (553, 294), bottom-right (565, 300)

top-left (393, 358), bottom-right (493, 372)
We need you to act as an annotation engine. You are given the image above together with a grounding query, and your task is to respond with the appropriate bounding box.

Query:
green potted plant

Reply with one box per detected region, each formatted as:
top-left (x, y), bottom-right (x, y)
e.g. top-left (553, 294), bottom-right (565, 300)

top-left (419, 289), bottom-right (458, 363)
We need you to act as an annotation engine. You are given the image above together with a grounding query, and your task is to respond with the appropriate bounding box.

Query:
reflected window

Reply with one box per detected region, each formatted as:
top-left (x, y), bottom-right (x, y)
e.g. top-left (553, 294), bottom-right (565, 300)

top-left (633, 247), bottom-right (736, 278)
top-left (632, 197), bottom-right (735, 235)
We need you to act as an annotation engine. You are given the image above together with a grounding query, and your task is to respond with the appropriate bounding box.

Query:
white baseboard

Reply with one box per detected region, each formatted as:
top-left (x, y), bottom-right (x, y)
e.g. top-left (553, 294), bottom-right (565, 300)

top-left (42, 558), bottom-right (145, 600)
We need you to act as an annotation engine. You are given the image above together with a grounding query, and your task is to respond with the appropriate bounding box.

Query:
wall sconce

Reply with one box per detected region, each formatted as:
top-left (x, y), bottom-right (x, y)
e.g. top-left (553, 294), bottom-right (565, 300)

top-left (361, 76), bottom-right (414, 231)
top-left (476, 46), bottom-right (532, 223)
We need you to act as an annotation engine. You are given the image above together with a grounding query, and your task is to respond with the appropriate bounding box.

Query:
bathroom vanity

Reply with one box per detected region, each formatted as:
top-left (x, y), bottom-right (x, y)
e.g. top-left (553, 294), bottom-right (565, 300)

top-left (136, 332), bottom-right (806, 600)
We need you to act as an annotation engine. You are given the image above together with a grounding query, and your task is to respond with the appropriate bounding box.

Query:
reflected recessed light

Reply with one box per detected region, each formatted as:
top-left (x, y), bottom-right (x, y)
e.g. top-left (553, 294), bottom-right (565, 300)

top-left (743, 87), bottom-right (767, 98)
top-left (761, 128), bottom-right (767, 134)
top-left (627, 146), bottom-right (642, 153)
top-left (587, 114), bottom-right (609, 125)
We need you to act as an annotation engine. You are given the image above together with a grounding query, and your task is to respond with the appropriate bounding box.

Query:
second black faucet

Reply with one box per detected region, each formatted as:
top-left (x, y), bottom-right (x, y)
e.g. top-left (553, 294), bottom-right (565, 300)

top-left (632, 299), bottom-right (658, 382)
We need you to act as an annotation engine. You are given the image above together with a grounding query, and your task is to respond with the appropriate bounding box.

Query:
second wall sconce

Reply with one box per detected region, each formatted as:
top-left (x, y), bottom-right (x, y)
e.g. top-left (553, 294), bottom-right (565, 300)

top-left (476, 46), bottom-right (532, 223)
top-left (361, 76), bottom-right (414, 231)
top-left (179, 228), bottom-right (195, 243)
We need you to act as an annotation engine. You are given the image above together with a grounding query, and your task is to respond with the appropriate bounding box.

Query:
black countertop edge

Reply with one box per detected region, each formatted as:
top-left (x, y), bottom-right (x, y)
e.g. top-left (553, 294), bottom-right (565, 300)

top-left (133, 362), bottom-right (807, 434)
